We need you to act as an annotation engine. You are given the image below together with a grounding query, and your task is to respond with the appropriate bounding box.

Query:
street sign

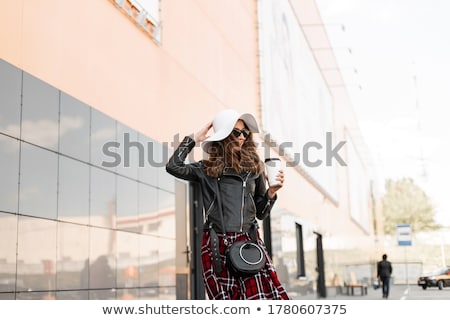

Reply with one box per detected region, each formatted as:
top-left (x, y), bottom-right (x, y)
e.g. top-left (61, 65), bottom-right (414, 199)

top-left (397, 224), bottom-right (412, 246)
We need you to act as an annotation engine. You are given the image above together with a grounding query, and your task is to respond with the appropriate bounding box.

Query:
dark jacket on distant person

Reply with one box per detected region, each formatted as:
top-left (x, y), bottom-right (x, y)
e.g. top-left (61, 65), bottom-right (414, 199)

top-left (377, 256), bottom-right (392, 278)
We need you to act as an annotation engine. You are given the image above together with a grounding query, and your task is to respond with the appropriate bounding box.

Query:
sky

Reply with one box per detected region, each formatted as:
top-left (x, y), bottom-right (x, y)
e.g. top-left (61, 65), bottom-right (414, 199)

top-left (315, 0), bottom-right (450, 226)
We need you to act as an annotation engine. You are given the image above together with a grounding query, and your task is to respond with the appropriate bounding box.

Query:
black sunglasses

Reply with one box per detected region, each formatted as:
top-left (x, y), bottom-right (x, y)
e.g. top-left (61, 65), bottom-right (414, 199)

top-left (231, 128), bottom-right (250, 139)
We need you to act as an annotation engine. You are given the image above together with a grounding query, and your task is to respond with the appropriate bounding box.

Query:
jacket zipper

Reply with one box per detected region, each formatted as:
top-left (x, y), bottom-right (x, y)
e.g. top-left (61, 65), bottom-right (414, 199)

top-left (240, 173), bottom-right (250, 232)
top-left (206, 198), bottom-right (215, 219)
top-left (220, 171), bottom-right (251, 232)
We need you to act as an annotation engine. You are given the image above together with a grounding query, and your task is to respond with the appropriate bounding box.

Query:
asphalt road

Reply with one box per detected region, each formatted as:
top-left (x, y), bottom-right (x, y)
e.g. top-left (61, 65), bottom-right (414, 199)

top-left (293, 284), bottom-right (450, 300)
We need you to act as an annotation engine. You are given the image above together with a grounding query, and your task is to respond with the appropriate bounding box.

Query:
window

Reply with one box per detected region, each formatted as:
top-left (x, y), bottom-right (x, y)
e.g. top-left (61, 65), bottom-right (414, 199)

top-left (113, 0), bottom-right (161, 44)
top-left (135, 0), bottom-right (159, 24)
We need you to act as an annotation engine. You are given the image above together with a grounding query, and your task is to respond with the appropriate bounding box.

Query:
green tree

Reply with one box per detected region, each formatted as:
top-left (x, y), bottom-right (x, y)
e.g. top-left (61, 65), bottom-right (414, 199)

top-left (381, 178), bottom-right (440, 235)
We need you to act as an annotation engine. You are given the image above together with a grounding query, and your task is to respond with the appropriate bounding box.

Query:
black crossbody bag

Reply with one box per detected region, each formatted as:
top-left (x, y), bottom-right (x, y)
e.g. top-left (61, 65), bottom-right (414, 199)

top-left (214, 177), bottom-right (266, 277)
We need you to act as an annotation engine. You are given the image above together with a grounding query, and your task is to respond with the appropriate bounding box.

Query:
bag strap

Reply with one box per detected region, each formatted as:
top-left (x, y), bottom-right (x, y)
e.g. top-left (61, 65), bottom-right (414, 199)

top-left (210, 174), bottom-right (258, 273)
top-left (215, 178), bottom-right (224, 226)
top-left (210, 178), bottom-right (225, 273)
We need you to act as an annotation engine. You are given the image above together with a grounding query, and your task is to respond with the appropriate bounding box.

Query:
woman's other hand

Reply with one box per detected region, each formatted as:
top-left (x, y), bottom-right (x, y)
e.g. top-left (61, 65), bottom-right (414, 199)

top-left (267, 169), bottom-right (284, 199)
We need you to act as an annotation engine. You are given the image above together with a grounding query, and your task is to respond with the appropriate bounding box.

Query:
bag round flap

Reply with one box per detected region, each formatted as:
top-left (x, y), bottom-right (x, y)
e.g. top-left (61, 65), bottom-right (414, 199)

top-left (227, 241), bottom-right (265, 275)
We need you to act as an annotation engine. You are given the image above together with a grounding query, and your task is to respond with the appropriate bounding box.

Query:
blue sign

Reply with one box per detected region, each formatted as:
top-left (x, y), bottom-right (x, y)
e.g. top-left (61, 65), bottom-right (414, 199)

top-left (397, 224), bottom-right (412, 246)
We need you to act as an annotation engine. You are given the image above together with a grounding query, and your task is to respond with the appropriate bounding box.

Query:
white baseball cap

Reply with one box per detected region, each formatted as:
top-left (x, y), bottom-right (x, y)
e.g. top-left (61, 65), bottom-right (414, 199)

top-left (201, 109), bottom-right (259, 152)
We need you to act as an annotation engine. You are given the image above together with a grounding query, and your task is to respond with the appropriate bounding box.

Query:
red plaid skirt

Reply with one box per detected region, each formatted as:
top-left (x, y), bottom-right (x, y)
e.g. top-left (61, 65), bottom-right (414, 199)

top-left (201, 230), bottom-right (290, 300)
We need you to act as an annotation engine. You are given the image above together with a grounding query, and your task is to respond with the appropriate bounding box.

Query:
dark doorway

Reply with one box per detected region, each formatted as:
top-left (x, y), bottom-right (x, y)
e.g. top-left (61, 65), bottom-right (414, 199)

top-left (315, 232), bottom-right (326, 298)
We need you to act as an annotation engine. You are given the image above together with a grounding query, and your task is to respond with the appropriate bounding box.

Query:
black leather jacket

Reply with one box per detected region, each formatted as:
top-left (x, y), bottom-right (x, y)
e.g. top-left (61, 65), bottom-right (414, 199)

top-left (166, 136), bottom-right (276, 232)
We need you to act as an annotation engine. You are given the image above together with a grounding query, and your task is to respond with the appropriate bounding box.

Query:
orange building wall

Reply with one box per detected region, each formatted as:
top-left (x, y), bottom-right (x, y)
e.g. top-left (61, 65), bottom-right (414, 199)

top-left (0, 0), bottom-right (377, 256)
top-left (0, 0), bottom-right (259, 146)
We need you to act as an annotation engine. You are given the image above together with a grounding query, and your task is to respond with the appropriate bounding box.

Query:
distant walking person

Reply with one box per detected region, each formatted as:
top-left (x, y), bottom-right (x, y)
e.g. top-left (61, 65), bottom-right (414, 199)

top-left (377, 254), bottom-right (393, 298)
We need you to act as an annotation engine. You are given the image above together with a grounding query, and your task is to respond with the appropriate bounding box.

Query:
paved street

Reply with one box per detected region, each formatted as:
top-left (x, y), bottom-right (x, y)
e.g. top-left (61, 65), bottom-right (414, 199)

top-left (292, 284), bottom-right (450, 300)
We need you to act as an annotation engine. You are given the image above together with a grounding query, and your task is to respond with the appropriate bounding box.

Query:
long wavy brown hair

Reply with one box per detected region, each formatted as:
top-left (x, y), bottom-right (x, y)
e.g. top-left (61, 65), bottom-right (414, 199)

top-left (203, 127), bottom-right (264, 177)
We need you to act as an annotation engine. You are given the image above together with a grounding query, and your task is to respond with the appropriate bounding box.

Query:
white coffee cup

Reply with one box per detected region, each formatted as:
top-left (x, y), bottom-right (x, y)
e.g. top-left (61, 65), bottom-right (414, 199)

top-left (265, 158), bottom-right (281, 187)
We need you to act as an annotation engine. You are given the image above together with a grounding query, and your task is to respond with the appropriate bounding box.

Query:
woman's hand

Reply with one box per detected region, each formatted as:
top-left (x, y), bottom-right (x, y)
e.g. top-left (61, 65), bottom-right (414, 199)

top-left (194, 121), bottom-right (213, 143)
top-left (267, 169), bottom-right (284, 199)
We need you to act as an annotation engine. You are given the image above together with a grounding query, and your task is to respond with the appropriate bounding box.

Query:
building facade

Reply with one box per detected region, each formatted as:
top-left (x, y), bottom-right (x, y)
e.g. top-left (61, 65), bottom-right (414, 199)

top-left (0, 0), bottom-right (381, 299)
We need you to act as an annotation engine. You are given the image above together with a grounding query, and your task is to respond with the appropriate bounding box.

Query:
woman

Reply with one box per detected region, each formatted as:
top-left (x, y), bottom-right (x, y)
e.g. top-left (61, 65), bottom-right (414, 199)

top-left (166, 109), bottom-right (289, 300)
